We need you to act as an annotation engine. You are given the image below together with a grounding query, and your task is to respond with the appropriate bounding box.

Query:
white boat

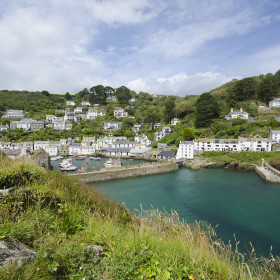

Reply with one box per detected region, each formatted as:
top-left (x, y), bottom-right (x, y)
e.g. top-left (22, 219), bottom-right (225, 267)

top-left (60, 165), bottom-right (77, 171)
top-left (51, 156), bottom-right (64, 161)
top-left (59, 159), bottom-right (73, 167)
top-left (104, 158), bottom-right (122, 168)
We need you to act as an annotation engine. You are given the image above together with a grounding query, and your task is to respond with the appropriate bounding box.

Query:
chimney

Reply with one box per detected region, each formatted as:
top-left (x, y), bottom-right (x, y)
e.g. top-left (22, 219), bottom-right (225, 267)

top-left (231, 108), bottom-right (233, 113)
top-left (240, 108), bottom-right (243, 112)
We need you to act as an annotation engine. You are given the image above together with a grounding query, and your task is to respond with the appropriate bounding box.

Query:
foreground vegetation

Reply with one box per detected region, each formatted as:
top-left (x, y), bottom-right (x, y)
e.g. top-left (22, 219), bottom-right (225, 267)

top-left (0, 156), bottom-right (280, 279)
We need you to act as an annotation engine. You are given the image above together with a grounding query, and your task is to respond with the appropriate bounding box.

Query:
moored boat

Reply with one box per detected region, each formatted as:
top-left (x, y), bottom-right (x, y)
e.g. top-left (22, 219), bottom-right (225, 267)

top-left (104, 158), bottom-right (122, 168)
top-left (74, 156), bottom-right (86, 160)
top-left (89, 157), bottom-right (101, 161)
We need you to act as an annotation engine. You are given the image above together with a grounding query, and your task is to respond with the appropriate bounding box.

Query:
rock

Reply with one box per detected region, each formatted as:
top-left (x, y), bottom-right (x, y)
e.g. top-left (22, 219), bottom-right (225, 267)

top-left (85, 244), bottom-right (104, 258)
top-left (0, 186), bottom-right (19, 196)
top-left (0, 240), bottom-right (36, 268)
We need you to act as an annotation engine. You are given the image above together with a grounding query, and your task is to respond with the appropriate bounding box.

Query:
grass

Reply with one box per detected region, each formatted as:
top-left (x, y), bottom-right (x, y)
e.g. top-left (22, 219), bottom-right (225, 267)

top-left (1, 157), bottom-right (280, 279)
top-left (202, 151), bottom-right (280, 167)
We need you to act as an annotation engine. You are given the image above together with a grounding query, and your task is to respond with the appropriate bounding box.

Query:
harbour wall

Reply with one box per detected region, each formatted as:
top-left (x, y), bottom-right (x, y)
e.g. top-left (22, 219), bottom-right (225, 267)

top-left (69, 162), bottom-right (179, 183)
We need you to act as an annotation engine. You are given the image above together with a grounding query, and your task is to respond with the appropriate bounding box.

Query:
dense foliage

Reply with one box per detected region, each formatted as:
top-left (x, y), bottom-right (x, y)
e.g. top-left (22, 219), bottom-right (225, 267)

top-left (194, 92), bottom-right (220, 128)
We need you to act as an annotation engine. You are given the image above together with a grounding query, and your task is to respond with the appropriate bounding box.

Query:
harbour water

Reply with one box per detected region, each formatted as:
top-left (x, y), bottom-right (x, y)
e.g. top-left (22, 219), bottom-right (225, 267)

top-left (91, 167), bottom-right (280, 257)
top-left (51, 157), bottom-right (147, 173)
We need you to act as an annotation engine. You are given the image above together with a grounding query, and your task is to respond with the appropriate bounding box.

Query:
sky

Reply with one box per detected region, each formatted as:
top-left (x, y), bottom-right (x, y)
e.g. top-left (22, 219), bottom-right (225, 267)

top-left (0, 0), bottom-right (280, 96)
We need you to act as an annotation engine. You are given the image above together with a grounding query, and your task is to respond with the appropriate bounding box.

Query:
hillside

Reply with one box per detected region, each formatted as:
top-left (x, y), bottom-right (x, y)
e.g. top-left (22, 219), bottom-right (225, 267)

top-left (0, 156), bottom-right (280, 279)
top-left (1, 70), bottom-right (280, 145)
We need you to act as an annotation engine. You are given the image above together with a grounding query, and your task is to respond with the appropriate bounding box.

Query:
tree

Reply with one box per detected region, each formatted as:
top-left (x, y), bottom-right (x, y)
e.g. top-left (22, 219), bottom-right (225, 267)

top-left (144, 106), bottom-right (160, 130)
top-left (65, 92), bottom-right (72, 100)
top-left (163, 99), bottom-right (175, 123)
top-left (182, 128), bottom-right (194, 141)
top-left (115, 86), bottom-right (131, 104)
top-left (41, 90), bottom-right (50, 96)
top-left (89, 85), bottom-right (107, 105)
top-left (104, 86), bottom-right (115, 95)
top-left (258, 73), bottom-right (277, 103)
top-left (195, 92), bottom-right (220, 128)
top-left (78, 88), bottom-right (89, 98)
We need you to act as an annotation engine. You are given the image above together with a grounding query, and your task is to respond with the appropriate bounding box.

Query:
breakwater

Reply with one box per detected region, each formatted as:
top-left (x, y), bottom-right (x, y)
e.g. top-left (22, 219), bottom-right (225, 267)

top-left (69, 161), bottom-right (178, 183)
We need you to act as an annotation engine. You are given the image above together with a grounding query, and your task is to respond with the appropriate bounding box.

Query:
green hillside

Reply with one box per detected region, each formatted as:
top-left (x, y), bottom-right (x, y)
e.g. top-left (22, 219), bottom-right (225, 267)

top-left (0, 156), bottom-right (279, 279)
top-left (1, 70), bottom-right (280, 144)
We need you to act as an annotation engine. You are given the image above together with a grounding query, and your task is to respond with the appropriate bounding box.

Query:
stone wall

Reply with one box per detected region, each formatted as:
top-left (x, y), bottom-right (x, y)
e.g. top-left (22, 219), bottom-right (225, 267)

top-left (69, 162), bottom-right (178, 183)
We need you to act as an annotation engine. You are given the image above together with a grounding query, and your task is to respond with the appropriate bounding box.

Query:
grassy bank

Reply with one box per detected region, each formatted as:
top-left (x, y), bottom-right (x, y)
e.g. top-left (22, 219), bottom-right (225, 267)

top-left (0, 156), bottom-right (280, 279)
top-left (202, 151), bottom-right (280, 167)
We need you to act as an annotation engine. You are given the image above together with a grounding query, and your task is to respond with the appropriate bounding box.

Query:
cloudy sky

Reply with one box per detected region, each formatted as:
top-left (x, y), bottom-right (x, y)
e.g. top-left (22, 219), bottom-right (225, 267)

top-left (0, 0), bottom-right (280, 96)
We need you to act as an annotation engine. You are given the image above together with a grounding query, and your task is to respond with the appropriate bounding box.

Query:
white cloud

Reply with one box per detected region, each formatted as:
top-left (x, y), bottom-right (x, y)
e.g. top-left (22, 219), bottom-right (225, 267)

top-left (128, 72), bottom-right (235, 96)
top-left (0, 0), bottom-right (278, 94)
top-left (82, 0), bottom-right (162, 25)
top-left (242, 44), bottom-right (280, 75)
top-left (140, 6), bottom-right (272, 58)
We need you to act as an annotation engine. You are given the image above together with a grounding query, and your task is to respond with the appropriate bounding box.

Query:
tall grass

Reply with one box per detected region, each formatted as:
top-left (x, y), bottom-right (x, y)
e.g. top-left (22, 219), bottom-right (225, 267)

top-left (1, 157), bottom-right (280, 279)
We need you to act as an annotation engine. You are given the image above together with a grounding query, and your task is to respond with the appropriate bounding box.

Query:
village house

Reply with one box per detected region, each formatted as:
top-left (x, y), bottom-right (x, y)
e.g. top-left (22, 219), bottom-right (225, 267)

top-left (194, 137), bottom-right (271, 152)
top-left (0, 124), bottom-right (9, 132)
top-left (53, 121), bottom-right (66, 130)
top-left (86, 108), bottom-right (106, 119)
top-left (81, 101), bottom-right (90, 106)
top-left (10, 119), bottom-right (44, 131)
top-left (74, 107), bottom-right (83, 113)
top-left (129, 97), bottom-right (138, 102)
top-left (125, 105), bottom-right (134, 110)
top-left (64, 112), bottom-right (75, 122)
top-left (69, 144), bottom-right (80, 155)
top-left (102, 148), bottom-right (131, 157)
top-left (151, 123), bottom-right (161, 130)
top-left (269, 98), bottom-right (280, 107)
top-left (55, 109), bottom-right (65, 114)
top-left (154, 127), bottom-right (172, 141)
top-left (65, 122), bottom-right (73, 130)
top-left (171, 118), bottom-right (179, 126)
top-left (269, 129), bottom-right (280, 143)
top-left (114, 108), bottom-right (128, 118)
top-left (81, 136), bottom-right (96, 147)
top-left (46, 115), bottom-right (57, 123)
top-left (132, 124), bottom-right (144, 132)
top-left (176, 141), bottom-right (194, 160)
top-left (79, 145), bottom-right (95, 155)
top-left (104, 121), bottom-right (122, 130)
top-left (111, 141), bottom-right (136, 148)
top-left (229, 108), bottom-right (249, 120)
top-left (2, 110), bottom-right (25, 119)
top-left (66, 101), bottom-right (75, 106)
top-left (106, 96), bottom-right (117, 102)
top-left (34, 141), bottom-right (49, 151)
top-left (134, 135), bottom-right (151, 146)
top-left (45, 143), bottom-right (59, 156)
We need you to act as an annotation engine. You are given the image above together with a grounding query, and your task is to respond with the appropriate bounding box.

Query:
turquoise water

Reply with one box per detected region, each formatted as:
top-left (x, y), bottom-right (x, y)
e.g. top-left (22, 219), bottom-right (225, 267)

top-left (91, 168), bottom-right (280, 257)
top-left (51, 157), bottom-right (147, 173)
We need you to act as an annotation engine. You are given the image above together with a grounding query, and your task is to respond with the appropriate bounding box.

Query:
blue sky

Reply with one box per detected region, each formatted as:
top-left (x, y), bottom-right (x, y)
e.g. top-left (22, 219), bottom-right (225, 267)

top-left (0, 0), bottom-right (279, 96)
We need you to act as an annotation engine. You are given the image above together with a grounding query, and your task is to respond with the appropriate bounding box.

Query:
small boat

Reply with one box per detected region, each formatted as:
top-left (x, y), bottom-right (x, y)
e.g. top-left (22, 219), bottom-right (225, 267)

top-left (59, 159), bottom-right (73, 167)
top-left (74, 156), bottom-right (86, 160)
top-left (60, 165), bottom-right (77, 171)
top-left (51, 156), bottom-right (64, 161)
top-left (77, 162), bottom-right (88, 173)
top-left (89, 157), bottom-right (101, 161)
top-left (104, 158), bottom-right (122, 168)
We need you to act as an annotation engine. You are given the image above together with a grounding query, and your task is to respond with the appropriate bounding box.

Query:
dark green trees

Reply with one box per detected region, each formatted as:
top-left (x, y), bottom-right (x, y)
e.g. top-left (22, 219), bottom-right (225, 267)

top-left (89, 85), bottom-right (107, 105)
top-left (65, 92), bottom-right (72, 100)
top-left (115, 86), bottom-right (131, 104)
top-left (195, 92), bottom-right (220, 128)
